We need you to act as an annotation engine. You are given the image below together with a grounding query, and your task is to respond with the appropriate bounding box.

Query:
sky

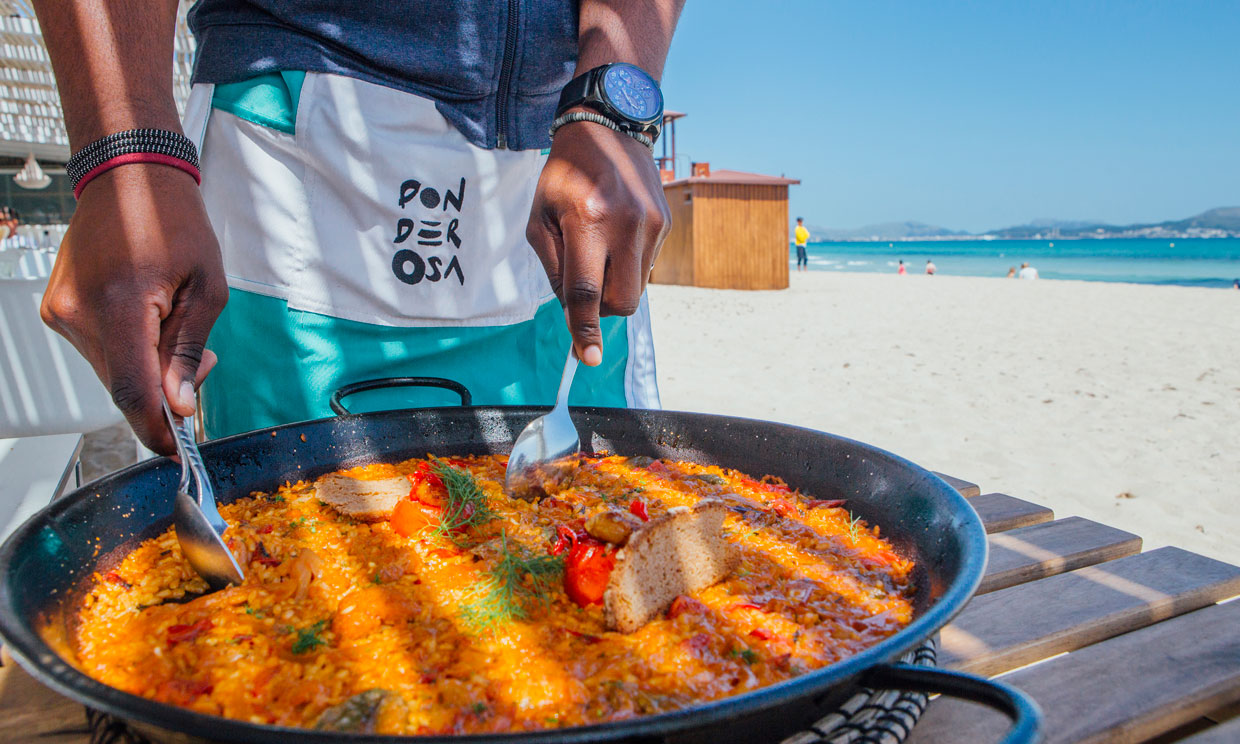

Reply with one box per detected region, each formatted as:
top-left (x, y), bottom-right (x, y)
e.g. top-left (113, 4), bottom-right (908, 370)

top-left (659, 1), bottom-right (1240, 233)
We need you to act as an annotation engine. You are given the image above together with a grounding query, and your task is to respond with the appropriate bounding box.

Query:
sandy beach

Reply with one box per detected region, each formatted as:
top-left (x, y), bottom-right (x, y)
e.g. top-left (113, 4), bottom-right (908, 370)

top-left (648, 272), bottom-right (1240, 565)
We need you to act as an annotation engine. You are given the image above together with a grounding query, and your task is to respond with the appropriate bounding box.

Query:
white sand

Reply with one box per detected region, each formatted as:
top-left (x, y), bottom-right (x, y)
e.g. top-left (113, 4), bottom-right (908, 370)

top-left (648, 272), bottom-right (1240, 565)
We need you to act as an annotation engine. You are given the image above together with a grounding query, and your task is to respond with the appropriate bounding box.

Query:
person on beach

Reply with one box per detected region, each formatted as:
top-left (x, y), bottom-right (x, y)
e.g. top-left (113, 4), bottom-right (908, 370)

top-left (925, 259), bottom-right (936, 275)
top-left (898, 260), bottom-right (906, 276)
top-left (1006, 267), bottom-right (1016, 278)
top-left (1019, 262), bottom-right (1039, 280)
top-left (794, 217), bottom-right (810, 272)
top-left (35, 1), bottom-right (681, 454)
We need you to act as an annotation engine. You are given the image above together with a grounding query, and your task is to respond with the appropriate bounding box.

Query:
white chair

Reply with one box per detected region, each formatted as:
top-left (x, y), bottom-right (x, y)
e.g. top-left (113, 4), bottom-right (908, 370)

top-left (0, 276), bottom-right (126, 542)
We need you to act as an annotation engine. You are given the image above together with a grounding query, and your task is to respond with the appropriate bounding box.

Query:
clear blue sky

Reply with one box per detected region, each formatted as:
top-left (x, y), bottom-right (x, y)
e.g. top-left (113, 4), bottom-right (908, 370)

top-left (659, 1), bottom-right (1240, 233)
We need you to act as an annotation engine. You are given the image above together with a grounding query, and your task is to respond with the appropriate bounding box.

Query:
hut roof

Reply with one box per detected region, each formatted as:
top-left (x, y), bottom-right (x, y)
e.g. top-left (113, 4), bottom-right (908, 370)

top-left (662, 168), bottom-right (801, 188)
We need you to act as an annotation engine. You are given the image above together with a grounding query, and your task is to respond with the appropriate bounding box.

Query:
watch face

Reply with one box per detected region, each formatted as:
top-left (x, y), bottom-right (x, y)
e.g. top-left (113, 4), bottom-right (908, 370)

top-left (601, 63), bottom-right (663, 124)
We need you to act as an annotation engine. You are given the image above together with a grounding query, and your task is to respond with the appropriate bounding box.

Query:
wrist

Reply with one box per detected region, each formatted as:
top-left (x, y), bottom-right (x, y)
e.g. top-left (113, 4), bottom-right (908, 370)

top-left (67, 107), bottom-right (185, 157)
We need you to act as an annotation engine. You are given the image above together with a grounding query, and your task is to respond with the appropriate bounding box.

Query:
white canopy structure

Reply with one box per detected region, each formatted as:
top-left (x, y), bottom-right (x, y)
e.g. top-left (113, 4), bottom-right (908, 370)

top-left (0, 0), bottom-right (195, 163)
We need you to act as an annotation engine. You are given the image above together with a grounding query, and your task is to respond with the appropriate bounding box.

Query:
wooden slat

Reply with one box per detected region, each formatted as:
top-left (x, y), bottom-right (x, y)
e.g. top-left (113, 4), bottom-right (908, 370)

top-left (980, 517), bottom-right (1142, 594)
top-left (931, 472), bottom-right (980, 498)
top-left (970, 492), bottom-right (1054, 534)
top-left (1175, 716), bottom-right (1240, 744)
top-left (908, 600), bottom-right (1240, 744)
top-left (0, 660), bottom-right (89, 744)
top-left (941, 547), bottom-right (1240, 676)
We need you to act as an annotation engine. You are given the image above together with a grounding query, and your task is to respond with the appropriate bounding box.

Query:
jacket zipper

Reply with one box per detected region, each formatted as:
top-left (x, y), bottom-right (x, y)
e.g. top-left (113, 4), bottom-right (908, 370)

top-left (495, 0), bottom-right (520, 149)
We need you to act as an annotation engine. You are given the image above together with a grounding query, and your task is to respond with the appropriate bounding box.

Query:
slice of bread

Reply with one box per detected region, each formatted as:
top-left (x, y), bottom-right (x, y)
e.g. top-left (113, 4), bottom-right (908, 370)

top-left (603, 499), bottom-right (739, 633)
top-left (314, 474), bottom-right (410, 521)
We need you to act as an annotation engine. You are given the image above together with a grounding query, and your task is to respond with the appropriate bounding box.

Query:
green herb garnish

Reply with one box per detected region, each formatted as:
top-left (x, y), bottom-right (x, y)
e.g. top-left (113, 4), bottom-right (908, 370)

top-left (460, 532), bottom-right (564, 631)
top-left (432, 461), bottom-right (496, 537)
top-left (292, 619), bottom-right (329, 654)
top-left (847, 512), bottom-right (863, 544)
top-left (730, 647), bottom-right (759, 665)
top-left (472, 702), bottom-right (488, 715)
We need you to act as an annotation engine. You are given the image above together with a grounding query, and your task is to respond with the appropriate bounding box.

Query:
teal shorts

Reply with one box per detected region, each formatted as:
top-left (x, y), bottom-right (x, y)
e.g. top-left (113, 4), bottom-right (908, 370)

top-left (201, 289), bottom-right (651, 438)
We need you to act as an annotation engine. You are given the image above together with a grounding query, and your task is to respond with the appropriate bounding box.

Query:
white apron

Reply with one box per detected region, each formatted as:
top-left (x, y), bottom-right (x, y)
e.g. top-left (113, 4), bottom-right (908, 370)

top-left (183, 73), bottom-right (553, 327)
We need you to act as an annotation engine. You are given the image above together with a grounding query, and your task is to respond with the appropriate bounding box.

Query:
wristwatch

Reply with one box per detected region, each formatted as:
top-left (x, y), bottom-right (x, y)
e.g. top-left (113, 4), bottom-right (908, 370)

top-left (555, 63), bottom-right (664, 141)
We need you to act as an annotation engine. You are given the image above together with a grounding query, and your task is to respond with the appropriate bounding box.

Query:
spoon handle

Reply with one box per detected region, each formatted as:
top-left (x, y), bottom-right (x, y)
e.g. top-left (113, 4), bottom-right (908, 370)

top-left (554, 349), bottom-right (579, 411)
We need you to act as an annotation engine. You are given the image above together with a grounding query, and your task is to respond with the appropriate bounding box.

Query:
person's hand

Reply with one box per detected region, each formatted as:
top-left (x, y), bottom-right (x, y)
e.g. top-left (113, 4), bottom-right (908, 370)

top-left (526, 119), bottom-right (671, 366)
top-left (40, 165), bottom-right (227, 454)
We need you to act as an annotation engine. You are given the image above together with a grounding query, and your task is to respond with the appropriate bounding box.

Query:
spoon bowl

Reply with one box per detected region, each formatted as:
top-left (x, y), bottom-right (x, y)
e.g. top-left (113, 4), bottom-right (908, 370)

top-left (505, 348), bottom-right (580, 495)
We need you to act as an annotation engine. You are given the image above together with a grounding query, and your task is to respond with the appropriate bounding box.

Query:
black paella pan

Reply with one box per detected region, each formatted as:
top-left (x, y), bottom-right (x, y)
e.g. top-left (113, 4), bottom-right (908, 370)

top-left (0, 383), bottom-right (1042, 744)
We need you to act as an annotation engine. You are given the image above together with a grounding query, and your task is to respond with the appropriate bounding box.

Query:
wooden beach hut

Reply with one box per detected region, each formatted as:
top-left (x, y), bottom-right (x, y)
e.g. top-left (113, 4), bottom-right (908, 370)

top-left (652, 163), bottom-right (800, 290)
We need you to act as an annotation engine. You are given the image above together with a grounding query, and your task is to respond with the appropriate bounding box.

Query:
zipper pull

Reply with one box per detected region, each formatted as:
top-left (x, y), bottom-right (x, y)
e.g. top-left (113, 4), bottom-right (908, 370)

top-left (497, 132), bottom-right (507, 150)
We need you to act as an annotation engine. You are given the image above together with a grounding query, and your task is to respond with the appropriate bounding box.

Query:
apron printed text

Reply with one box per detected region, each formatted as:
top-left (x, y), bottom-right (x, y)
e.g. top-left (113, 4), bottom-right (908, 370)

top-left (393, 176), bottom-right (466, 286)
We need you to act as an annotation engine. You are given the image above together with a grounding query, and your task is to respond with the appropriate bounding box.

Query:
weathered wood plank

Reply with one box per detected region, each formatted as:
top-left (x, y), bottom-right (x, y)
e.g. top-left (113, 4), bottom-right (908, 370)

top-left (0, 660), bottom-right (90, 744)
top-left (908, 600), bottom-right (1240, 744)
top-left (980, 516), bottom-right (1142, 594)
top-left (931, 472), bottom-right (980, 499)
top-left (941, 547), bottom-right (1240, 676)
top-left (1175, 716), bottom-right (1240, 744)
top-left (970, 492), bottom-right (1054, 534)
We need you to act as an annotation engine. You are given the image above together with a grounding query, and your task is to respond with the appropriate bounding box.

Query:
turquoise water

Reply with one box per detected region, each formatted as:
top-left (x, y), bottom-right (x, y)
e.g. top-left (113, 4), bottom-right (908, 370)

top-left (793, 238), bottom-right (1240, 288)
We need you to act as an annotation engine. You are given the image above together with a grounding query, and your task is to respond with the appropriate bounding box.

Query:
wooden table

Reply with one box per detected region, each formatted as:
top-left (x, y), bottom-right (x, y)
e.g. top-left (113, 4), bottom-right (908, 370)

top-left (2, 473), bottom-right (1237, 743)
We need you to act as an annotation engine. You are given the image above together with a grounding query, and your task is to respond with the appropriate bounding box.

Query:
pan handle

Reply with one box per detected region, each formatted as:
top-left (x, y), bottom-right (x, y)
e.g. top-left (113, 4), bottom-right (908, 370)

top-left (329, 377), bottom-right (473, 415)
top-left (861, 664), bottom-right (1042, 744)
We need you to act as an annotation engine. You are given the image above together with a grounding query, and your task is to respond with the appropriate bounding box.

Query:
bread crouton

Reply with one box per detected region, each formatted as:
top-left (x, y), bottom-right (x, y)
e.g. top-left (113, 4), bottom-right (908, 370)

top-left (604, 499), bottom-right (739, 633)
top-left (314, 473), bottom-right (410, 521)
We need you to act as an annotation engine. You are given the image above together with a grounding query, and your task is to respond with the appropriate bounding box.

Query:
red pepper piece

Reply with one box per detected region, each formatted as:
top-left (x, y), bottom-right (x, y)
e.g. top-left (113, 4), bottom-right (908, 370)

top-left (727, 602), bottom-right (763, 612)
top-left (409, 461), bottom-right (446, 490)
top-left (562, 627), bottom-right (602, 644)
top-left (629, 499), bottom-right (649, 522)
top-left (749, 627), bottom-right (776, 641)
top-left (770, 498), bottom-right (797, 517)
top-left (806, 499), bottom-right (847, 510)
top-left (549, 525), bottom-right (578, 556)
top-left (257, 524), bottom-right (275, 534)
top-left (167, 618), bottom-right (212, 645)
top-left (252, 542), bottom-right (281, 567)
top-left (564, 538), bottom-right (615, 607)
top-left (103, 571), bottom-right (132, 589)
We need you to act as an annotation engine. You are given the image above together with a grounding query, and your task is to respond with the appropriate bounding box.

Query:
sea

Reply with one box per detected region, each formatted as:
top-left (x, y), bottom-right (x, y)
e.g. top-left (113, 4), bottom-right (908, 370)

top-left (793, 238), bottom-right (1240, 289)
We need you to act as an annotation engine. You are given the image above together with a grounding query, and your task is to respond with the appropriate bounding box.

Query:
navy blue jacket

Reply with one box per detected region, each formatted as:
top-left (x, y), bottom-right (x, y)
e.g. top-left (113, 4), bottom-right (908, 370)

top-left (188, 1), bottom-right (579, 150)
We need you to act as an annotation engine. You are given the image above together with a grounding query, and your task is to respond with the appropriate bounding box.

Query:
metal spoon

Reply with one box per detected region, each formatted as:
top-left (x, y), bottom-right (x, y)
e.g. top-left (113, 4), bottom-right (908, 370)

top-left (505, 347), bottom-right (580, 495)
top-left (162, 394), bottom-right (245, 590)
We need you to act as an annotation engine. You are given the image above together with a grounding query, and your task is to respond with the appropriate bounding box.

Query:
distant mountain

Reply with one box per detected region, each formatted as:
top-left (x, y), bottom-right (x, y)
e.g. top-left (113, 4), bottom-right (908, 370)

top-left (987, 207), bottom-right (1240, 239)
top-left (812, 207), bottom-right (1240, 241)
top-left (809, 221), bottom-right (969, 241)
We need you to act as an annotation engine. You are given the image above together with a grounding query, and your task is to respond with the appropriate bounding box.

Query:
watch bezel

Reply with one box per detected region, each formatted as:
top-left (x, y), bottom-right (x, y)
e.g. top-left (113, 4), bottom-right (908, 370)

top-left (596, 62), bottom-right (665, 127)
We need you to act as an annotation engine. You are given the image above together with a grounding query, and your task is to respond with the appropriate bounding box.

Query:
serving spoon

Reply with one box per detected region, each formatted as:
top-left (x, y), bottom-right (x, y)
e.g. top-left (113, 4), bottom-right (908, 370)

top-left (505, 346), bottom-right (580, 495)
top-left (162, 393), bottom-right (245, 590)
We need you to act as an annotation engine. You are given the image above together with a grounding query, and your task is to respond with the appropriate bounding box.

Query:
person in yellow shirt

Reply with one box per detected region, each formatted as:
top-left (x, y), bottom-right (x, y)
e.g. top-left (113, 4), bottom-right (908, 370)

top-left (794, 216), bottom-right (810, 272)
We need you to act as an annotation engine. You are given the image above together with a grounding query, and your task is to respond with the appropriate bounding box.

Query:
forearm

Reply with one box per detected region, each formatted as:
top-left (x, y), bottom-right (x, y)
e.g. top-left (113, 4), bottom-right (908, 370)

top-left (576, 0), bottom-right (684, 79)
top-left (34, 0), bottom-right (182, 150)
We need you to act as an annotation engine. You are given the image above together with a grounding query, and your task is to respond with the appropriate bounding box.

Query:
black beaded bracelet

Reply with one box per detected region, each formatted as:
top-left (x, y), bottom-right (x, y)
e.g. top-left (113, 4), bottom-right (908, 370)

top-left (549, 112), bottom-right (655, 151)
top-left (66, 129), bottom-right (200, 189)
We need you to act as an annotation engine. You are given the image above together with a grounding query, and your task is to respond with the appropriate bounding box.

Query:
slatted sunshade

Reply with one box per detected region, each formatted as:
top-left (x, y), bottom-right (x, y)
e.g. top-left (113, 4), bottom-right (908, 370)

top-left (0, 0), bottom-right (195, 162)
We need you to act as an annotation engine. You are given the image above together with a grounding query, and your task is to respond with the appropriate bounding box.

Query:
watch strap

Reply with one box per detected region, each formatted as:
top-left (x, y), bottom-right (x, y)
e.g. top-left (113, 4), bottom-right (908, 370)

top-left (556, 68), bottom-right (598, 116)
